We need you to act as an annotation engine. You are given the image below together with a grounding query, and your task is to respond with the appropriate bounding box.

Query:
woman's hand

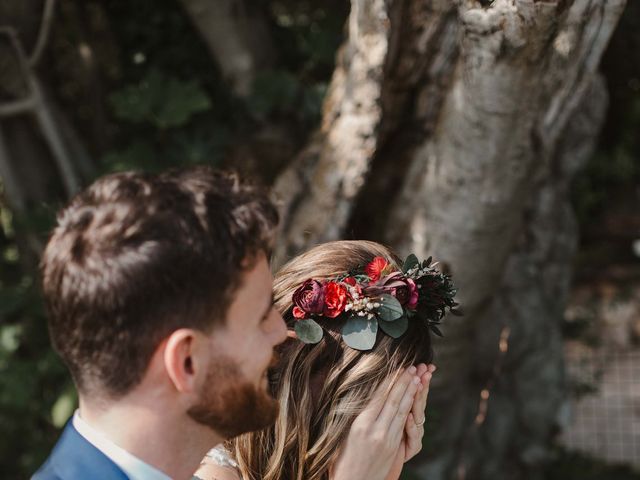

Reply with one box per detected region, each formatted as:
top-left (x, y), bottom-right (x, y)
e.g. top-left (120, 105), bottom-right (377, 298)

top-left (383, 363), bottom-right (435, 480)
top-left (403, 363), bottom-right (435, 462)
top-left (330, 366), bottom-right (422, 480)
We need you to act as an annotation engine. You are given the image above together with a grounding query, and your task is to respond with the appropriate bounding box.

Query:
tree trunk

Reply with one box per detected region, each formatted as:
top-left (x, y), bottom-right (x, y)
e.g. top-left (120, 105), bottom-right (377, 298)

top-left (179, 0), bottom-right (276, 97)
top-left (273, 0), bottom-right (626, 478)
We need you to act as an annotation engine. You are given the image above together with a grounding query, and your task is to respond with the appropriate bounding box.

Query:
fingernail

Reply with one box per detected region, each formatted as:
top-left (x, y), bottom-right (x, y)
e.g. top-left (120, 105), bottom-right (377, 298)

top-left (413, 376), bottom-right (421, 384)
top-left (409, 366), bottom-right (417, 374)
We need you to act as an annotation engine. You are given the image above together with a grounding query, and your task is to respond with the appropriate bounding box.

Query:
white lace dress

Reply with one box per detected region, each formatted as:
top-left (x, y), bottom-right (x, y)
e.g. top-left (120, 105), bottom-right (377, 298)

top-left (193, 445), bottom-right (240, 479)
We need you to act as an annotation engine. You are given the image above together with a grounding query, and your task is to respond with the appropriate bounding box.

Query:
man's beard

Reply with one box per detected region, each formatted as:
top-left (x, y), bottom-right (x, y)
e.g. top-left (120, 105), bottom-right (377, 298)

top-left (187, 354), bottom-right (279, 438)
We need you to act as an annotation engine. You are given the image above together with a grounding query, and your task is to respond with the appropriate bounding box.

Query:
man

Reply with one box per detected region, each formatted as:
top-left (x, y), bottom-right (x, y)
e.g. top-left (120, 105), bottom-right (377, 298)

top-left (33, 166), bottom-right (428, 480)
top-left (33, 167), bottom-right (288, 480)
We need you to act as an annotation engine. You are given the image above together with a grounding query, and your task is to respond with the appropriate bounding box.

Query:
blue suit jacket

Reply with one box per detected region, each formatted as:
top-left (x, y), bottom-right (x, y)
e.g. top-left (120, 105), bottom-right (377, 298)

top-left (32, 421), bottom-right (129, 480)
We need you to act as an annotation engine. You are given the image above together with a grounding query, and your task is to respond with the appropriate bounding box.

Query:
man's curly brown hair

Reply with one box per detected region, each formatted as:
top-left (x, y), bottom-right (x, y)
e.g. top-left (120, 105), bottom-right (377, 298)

top-left (41, 167), bottom-right (278, 397)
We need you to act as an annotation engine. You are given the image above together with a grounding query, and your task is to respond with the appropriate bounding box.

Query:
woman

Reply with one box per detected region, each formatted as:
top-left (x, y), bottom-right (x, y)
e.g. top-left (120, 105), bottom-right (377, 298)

top-left (195, 240), bottom-right (458, 480)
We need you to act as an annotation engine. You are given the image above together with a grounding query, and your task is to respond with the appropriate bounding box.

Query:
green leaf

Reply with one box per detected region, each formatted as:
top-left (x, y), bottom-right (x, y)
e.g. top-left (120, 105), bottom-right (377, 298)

top-left (379, 314), bottom-right (409, 339)
top-left (402, 254), bottom-right (419, 273)
top-left (342, 316), bottom-right (378, 350)
top-left (109, 70), bottom-right (211, 129)
top-left (294, 319), bottom-right (323, 344)
top-left (377, 294), bottom-right (404, 322)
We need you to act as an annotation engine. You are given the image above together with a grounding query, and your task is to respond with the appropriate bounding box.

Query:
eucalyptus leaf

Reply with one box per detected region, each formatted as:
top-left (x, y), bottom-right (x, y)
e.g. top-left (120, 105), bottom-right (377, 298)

top-left (342, 316), bottom-right (378, 350)
top-left (377, 294), bottom-right (404, 322)
top-left (402, 254), bottom-right (419, 273)
top-left (294, 319), bottom-right (324, 344)
top-left (379, 314), bottom-right (409, 338)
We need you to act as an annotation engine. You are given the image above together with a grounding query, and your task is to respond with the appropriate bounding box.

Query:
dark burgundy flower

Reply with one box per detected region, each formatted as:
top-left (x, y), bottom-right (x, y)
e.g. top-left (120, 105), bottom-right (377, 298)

top-left (396, 277), bottom-right (419, 309)
top-left (323, 281), bottom-right (349, 318)
top-left (292, 279), bottom-right (325, 316)
top-left (364, 272), bottom-right (418, 309)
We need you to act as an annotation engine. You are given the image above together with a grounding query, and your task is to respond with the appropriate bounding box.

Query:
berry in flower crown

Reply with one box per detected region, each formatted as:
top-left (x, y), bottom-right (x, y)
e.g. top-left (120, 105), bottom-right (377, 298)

top-left (291, 254), bottom-right (461, 350)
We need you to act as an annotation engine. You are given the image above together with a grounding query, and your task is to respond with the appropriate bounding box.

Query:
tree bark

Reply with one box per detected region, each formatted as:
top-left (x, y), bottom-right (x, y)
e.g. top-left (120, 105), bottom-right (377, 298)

top-left (272, 0), bottom-right (460, 267)
top-left (386, 2), bottom-right (625, 478)
top-left (424, 74), bottom-right (608, 480)
top-left (271, 0), bottom-right (391, 266)
top-left (273, 0), bottom-right (626, 478)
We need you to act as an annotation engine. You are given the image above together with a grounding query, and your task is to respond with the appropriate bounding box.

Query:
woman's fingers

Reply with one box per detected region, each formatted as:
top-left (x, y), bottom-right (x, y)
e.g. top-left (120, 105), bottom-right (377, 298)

top-left (387, 376), bottom-right (419, 443)
top-left (377, 366), bottom-right (419, 429)
top-left (332, 367), bottom-right (420, 480)
top-left (355, 374), bottom-right (397, 424)
top-left (404, 413), bottom-right (423, 461)
top-left (411, 369), bottom-right (432, 424)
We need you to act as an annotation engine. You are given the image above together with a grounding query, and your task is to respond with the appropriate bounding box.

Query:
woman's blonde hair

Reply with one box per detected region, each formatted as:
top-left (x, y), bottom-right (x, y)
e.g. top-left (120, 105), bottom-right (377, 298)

top-left (229, 240), bottom-right (434, 480)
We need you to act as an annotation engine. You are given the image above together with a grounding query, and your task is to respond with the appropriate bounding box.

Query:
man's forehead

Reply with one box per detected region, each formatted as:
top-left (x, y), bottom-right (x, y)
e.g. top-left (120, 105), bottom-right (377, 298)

top-left (237, 254), bottom-right (273, 303)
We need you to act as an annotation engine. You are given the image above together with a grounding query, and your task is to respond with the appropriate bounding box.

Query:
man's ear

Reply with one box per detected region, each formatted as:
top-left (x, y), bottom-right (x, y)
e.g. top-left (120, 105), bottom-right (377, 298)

top-left (164, 329), bottom-right (208, 393)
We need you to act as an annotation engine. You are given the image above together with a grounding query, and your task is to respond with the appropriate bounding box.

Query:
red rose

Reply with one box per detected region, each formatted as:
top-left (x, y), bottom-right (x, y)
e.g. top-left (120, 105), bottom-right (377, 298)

top-left (366, 257), bottom-right (390, 282)
top-left (323, 282), bottom-right (349, 318)
top-left (292, 279), bottom-right (325, 316)
top-left (292, 306), bottom-right (308, 319)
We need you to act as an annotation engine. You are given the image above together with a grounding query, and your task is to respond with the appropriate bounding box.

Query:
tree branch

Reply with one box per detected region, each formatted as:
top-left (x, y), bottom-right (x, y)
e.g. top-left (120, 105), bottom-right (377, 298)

top-left (0, 27), bottom-right (80, 197)
top-left (28, 0), bottom-right (56, 67)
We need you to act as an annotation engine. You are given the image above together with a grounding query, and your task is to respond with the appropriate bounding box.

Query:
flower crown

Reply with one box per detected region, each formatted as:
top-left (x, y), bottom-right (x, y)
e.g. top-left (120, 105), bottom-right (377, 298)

top-left (290, 254), bottom-right (461, 350)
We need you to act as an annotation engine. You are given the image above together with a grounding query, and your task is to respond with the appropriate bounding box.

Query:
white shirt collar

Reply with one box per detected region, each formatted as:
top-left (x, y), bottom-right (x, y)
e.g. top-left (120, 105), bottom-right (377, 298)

top-left (72, 410), bottom-right (172, 480)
